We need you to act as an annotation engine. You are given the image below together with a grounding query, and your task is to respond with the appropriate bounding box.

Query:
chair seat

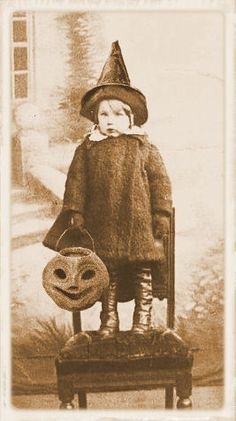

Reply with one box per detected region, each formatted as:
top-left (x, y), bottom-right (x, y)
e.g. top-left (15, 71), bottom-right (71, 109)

top-left (55, 329), bottom-right (193, 407)
top-left (57, 328), bottom-right (190, 361)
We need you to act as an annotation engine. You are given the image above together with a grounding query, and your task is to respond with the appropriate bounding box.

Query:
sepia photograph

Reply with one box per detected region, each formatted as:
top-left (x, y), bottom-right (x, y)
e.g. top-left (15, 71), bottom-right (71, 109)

top-left (0, 0), bottom-right (235, 420)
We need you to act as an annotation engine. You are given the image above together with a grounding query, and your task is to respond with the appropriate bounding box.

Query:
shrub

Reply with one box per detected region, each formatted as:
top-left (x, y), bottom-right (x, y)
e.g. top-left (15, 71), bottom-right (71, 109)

top-left (177, 239), bottom-right (224, 350)
top-left (12, 317), bottom-right (72, 358)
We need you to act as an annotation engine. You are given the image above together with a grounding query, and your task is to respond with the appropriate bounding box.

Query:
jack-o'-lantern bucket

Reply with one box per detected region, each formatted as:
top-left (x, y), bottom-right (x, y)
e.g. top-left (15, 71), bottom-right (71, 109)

top-left (42, 247), bottom-right (109, 311)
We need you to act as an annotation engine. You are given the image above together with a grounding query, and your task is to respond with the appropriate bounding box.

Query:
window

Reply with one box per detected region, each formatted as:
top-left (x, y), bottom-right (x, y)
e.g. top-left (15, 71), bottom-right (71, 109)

top-left (11, 12), bottom-right (33, 100)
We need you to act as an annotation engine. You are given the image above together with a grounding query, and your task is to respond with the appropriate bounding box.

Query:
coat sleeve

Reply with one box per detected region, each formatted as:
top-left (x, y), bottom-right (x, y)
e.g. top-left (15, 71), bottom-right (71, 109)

top-left (145, 144), bottom-right (172, 215)
top-left (62, 140), bottom-right (87, 215)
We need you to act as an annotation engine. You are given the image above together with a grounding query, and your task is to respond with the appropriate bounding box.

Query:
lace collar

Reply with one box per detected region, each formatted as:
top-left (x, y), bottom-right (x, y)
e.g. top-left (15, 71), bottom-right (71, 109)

top-left (87, 125), bottom-right (146, 142)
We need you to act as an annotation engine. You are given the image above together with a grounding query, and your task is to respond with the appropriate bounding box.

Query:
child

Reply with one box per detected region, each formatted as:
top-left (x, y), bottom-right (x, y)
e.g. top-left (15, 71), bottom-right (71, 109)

top-left (43, 41), bottom-right (172, 336)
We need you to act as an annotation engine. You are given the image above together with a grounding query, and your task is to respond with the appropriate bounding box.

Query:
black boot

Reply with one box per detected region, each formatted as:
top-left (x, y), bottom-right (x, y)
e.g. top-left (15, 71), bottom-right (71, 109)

top-left (99, 270), bottom-right (119, 338)
top-left (132, 266), bottom-right (153, 334)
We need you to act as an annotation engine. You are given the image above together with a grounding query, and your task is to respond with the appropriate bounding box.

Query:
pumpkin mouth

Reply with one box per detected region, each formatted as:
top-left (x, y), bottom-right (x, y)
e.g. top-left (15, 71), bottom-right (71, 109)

top-left (55, 286), bottom-right (93, 300)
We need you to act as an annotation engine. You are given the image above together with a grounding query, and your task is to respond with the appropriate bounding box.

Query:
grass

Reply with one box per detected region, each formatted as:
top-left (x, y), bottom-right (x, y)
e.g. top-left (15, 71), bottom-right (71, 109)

top-left (12, 317), bottom-right (73, 358)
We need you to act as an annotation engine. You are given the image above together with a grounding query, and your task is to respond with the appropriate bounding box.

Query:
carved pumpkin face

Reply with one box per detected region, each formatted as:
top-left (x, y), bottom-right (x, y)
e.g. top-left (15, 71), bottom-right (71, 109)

top-left (42, 247), bottom-right (109, 311)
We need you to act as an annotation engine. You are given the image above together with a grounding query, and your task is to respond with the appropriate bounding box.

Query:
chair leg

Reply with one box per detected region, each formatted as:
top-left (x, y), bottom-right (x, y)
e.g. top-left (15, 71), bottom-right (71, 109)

top-left (165, 385), bottom-right (174, 409)
top-left (176, 372), bottom-right (192, 409)
top-left (58, 377), bottom-right (75, 409)
top-left (78, 392), bottom-right (87, 408)
top-left (60, 401), bottom-right (75, 409)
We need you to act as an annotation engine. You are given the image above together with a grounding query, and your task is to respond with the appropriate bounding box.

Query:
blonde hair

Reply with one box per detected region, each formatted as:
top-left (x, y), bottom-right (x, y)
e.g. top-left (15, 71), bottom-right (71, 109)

top-left (95, 99), bottom-right (134, 128)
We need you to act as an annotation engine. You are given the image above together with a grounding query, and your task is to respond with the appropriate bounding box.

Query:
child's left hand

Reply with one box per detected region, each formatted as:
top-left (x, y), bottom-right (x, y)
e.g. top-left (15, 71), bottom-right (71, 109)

top-left (153, 214), bottom-right (170, 239)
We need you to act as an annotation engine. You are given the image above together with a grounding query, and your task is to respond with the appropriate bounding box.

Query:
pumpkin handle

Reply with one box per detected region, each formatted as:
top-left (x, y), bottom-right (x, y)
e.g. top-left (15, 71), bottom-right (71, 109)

top-left (55, 227), bottom-right (95, 253)
top-left (83, 229), bottom-right (95, 252)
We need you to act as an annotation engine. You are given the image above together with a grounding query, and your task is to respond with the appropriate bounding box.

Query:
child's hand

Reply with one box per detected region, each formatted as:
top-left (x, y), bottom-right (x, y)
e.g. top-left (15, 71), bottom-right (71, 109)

top-left (70, 212), bottom-right (84, 228)
top-left (153, 238), bottom-right (165, 261)
top-left (153, 214), bottom-right (170, 239)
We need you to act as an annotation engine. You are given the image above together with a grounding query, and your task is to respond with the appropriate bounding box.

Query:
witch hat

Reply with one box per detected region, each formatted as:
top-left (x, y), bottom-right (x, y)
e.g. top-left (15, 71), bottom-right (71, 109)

top-left (80, 41), bottom-right (148, 126)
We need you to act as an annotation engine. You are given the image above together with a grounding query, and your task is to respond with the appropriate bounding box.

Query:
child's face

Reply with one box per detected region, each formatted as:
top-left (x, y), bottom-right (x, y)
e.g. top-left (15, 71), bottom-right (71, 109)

top-left (97, 99), bottom-right (131, 137)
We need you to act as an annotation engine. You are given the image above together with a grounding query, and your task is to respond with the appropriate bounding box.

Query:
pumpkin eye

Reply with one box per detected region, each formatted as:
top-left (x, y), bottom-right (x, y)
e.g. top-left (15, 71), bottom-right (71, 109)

top-left (54, 268), bottom-right (67, 280)
top-left (82, 270), bottom-right (95, 280)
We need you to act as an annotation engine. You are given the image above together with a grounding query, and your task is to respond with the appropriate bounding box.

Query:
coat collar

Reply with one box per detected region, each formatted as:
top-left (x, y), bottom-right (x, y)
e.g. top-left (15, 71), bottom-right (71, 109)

top-left (86, 125), bottom-right (148, 142)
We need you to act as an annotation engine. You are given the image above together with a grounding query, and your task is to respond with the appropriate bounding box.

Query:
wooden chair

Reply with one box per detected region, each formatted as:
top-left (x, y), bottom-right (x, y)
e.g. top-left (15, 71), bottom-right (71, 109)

top-left (55, 208), bottom-right (193, 410)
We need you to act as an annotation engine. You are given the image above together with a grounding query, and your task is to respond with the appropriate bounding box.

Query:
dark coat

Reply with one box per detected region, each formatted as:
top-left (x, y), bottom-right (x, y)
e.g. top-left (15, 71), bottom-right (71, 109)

top-left (43, 134), bottom-right (172, 301)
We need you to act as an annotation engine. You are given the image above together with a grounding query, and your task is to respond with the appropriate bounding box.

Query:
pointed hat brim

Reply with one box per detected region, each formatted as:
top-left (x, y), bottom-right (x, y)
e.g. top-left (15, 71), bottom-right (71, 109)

top-left (80, 83), bottom-right (148, 126)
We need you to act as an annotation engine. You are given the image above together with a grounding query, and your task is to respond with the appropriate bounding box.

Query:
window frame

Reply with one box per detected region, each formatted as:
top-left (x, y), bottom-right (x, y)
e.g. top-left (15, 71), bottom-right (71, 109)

top-left (11, 12), bottom-right (34, 102)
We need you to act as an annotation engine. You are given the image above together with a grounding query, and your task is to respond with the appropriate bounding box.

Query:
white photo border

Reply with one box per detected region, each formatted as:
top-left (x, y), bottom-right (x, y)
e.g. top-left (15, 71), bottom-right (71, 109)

top-left (1, 0), bottom-right (235, 420)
